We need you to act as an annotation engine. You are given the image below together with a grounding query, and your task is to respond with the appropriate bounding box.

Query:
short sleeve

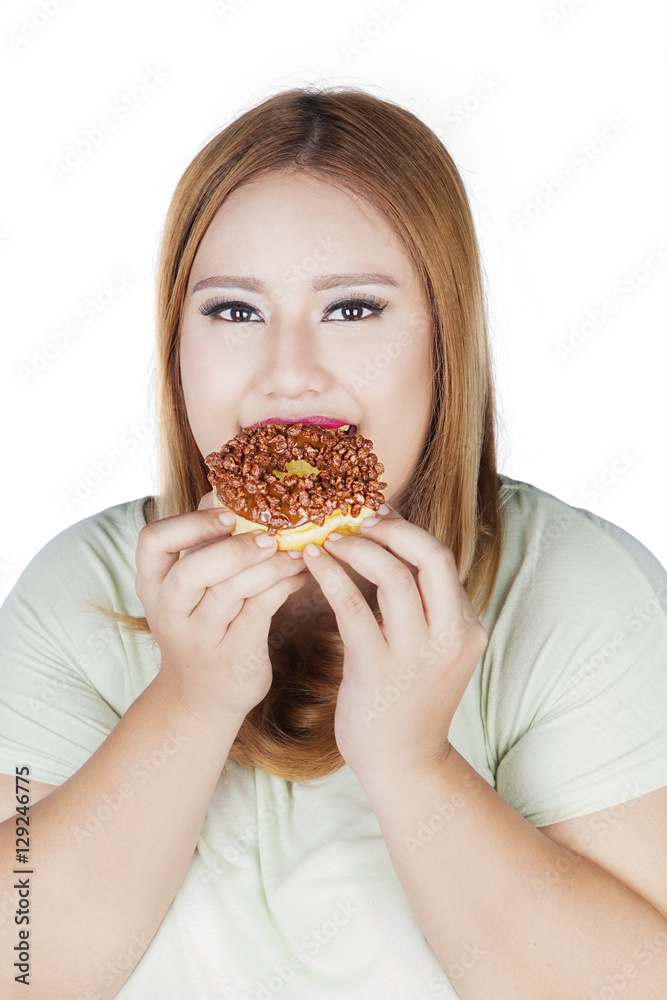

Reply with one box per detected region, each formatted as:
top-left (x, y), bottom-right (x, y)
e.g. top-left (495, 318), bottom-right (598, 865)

top-left (485, 494), bottom-right (667, 827)
top-left (0, 501), bottom-right (155, 785)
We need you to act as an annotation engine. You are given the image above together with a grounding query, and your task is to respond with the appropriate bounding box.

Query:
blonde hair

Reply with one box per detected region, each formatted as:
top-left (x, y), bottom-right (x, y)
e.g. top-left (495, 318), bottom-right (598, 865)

top-left (96, 84), bottom-right (504, 781)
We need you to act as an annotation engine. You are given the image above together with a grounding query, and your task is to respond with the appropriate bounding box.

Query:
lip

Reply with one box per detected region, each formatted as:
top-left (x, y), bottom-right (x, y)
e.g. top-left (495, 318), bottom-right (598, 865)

top-left (247, 415), bottom-right (357, 433)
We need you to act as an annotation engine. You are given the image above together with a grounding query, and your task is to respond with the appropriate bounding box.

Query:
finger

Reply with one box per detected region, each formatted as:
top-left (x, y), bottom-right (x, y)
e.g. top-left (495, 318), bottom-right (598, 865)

top-left (321, 533), bottom-right (426, 645)
top-left (336, 525), bottom-right (419, 583)
top-left (185, 493), bottom-right (234, 555)
top-left (302, 546), bottom-right (386, 659)
top-left (140, 527), bottom-right (277, 623)
top-left (136, 508), bottom-right (237, 596)
top-left (203, 572), bottom-right (310, 708)
top-left (224, 569), bottom-right (311, 645)
top-left (191, 555), bottom-right (308, 641)
top-left (358, 513), bottom-right (472, 631)
top-left (197, 491), bottom-right (217, 511)
top-left (160, 531), bottom-right (281, 623)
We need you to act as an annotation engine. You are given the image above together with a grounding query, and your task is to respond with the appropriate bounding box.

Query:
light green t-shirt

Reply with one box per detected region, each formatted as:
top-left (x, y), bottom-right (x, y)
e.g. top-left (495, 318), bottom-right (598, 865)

top-left (1, 474), bottom-right (666, 999)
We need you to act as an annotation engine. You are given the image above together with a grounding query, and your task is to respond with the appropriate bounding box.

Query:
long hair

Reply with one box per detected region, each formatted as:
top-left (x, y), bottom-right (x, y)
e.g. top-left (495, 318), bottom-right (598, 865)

top-left (95, 84), bottom-right (504, 781)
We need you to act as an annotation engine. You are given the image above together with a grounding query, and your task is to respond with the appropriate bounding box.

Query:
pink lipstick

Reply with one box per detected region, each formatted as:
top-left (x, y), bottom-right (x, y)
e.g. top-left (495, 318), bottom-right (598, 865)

top-left (248, 416), bottom-right (356, 433)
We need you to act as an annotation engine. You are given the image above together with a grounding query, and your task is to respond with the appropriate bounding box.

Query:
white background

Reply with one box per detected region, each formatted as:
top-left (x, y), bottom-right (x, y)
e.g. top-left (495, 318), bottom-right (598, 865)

top-left (1, 0), bottom-right (665, 605)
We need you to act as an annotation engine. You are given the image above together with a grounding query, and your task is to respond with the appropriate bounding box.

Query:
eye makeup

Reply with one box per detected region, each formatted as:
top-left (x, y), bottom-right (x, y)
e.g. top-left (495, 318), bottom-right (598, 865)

top-left (197, 294), bottom-right (388, 322)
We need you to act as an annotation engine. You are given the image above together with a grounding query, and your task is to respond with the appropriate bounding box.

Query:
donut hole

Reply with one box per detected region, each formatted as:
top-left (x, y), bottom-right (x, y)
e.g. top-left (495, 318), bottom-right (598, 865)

top-left (205, 422), bottom-right (386, 536)
top-left (272, 459), bottom-right (320, 482)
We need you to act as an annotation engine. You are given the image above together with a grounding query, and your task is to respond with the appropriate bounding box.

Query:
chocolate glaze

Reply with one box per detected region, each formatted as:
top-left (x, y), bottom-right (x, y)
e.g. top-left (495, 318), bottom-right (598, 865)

top-left (204, 423), bottom-right (386, 534)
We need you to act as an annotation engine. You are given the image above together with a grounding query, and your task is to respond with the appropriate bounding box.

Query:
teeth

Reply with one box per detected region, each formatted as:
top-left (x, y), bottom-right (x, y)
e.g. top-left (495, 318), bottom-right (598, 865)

top-left (340, 424), bottom-right (350, 432)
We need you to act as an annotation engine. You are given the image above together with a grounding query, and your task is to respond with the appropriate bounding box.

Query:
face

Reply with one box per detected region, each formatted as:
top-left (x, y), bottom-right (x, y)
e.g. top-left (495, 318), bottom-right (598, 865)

top-left (180, 171), bottom-right (434, 509)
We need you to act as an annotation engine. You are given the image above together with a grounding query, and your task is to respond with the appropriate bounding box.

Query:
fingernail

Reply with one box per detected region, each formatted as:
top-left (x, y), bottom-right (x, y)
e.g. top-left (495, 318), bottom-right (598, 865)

top-left (362, 517), bottom-right (380, 527)
top-left (304, 542), bottom-right (321, 557)
top-left (288, 549), bottom-right (304, 559)
top-left (378, 504), bottom-right (391, 515)
top-left (254, 531), bottom-right (276, 548)
top-left (218, 510), bottom-right (236, 526)
top-left (326, 532), bottom-right (343, 541)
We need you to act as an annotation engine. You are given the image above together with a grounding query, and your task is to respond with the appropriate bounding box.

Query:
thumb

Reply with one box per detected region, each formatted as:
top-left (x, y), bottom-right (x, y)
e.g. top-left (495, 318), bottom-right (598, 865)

top-left (197, 490), bottom-right (217, 511)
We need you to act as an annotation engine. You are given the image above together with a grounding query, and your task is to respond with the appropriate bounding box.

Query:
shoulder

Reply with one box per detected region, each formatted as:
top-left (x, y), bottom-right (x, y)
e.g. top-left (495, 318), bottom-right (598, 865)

top-left (480, 477), bottom-right (667, 825)
top-left (0, 497), bottom-right (155, 784)
top-left (27, 495), bottom-right (149, 568)
top-left (485, 475), bottom-right (667, 708)
top-left (495, 474), bottom-right (666, 610)
top-left (0, 496), bottom-right (153, 624)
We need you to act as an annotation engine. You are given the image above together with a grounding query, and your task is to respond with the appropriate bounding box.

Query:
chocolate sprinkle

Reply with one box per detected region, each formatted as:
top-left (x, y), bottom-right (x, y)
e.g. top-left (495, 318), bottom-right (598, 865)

top-left (204, 423), bottom-right (387, 534)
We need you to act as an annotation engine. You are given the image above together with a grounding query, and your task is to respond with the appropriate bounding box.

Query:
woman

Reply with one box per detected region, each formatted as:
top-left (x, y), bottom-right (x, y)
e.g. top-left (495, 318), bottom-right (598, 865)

top-left (1, 86), bottom-right (666, 999)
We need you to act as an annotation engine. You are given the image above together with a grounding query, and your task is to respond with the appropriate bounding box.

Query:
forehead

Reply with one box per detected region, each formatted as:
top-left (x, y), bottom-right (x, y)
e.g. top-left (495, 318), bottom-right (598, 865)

top-left (194, 171), bottom-right (411, 275)
top-left (210, 170), bottom-right (385, 227)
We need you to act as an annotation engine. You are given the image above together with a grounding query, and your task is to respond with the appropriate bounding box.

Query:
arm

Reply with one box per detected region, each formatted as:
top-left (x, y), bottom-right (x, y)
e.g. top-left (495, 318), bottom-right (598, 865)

top-left (0, 503), bottom-right (308, 999)
top-left (0, 676), bottom-right (240, 1000)
top-left (359, 749), bottom-right (667, 999)
top-left (302, 507), bottom-right (667, 998)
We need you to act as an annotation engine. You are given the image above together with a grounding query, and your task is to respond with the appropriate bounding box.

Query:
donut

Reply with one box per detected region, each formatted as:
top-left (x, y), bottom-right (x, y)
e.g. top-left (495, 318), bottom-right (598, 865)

top-left (204, 423), bottom-right (387, 551)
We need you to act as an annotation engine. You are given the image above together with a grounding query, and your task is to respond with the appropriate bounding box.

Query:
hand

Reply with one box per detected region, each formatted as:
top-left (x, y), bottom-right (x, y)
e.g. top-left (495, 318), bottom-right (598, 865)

top-left (135, 491), bottom-right (310, 727)
top-left (301, 508), bottom-right (488, 784)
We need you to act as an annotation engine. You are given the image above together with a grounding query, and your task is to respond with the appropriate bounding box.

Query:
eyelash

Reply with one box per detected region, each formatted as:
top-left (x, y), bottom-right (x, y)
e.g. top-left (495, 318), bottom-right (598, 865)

top-left (197, 295), bottom-right (388, 323)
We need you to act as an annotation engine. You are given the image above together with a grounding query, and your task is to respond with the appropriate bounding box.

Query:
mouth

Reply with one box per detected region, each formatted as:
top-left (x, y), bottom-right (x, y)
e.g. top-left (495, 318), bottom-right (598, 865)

top-left (247, 416), bottom-right (358, 436)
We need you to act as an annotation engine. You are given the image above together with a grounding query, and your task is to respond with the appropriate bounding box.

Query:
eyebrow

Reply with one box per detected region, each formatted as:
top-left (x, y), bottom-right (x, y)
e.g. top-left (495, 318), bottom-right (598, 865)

top-left (190, 271), bottom-right (400, 294)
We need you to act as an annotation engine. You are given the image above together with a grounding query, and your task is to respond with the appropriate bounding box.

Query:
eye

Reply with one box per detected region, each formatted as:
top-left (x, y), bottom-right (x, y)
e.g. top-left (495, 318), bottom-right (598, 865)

top-left (198, 298), bottom-right (261, 322)
top-left (323, 297), bottom-right (388, 322)
top-left (197, 294), bottom-right (388, 323)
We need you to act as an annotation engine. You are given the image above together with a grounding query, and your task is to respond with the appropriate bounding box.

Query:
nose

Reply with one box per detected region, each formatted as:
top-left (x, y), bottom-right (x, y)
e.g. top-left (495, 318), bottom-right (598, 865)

top-left (255, 314), bottom-right (333, 400)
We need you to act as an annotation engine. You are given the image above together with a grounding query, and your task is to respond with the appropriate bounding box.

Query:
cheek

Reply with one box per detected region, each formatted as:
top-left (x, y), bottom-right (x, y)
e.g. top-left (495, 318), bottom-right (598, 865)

top-left (181, 327), bottom-right (240, 396)
top-left (361, 332), bottom-right (432, 495)
top-left (358, 407), bottom-right (431, 506)
top-left (179, 333), bottom-right (243, 449)
top-left (346, 325), bottom-right (429, 394)
top-left (399, 324), bottom-right (434, 434)
top-left (356, 328), bottom-right (432, 426)
top-left (181, 344), bottom-right (213, 423)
